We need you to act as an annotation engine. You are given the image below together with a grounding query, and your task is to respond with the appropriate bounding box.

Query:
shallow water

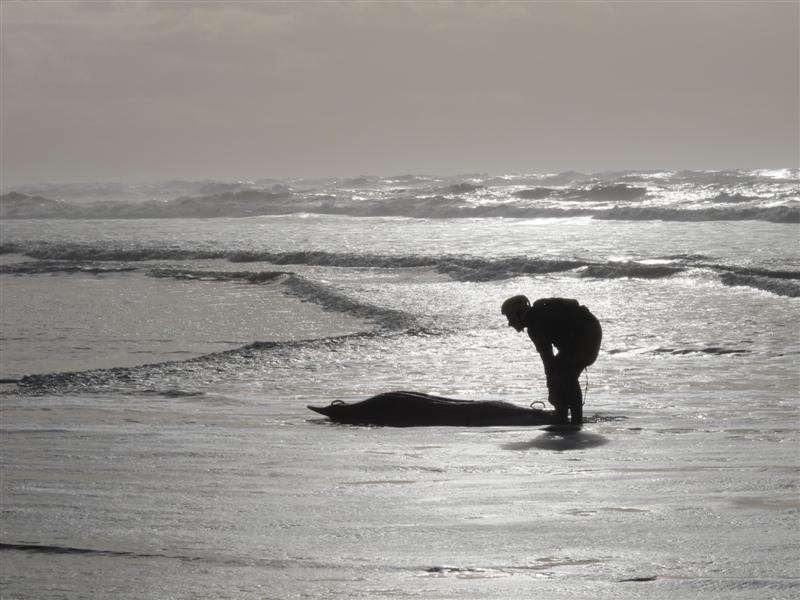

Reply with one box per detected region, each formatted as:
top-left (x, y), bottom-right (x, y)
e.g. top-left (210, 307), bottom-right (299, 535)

top-left (1, 172), bottom-right (798, 598)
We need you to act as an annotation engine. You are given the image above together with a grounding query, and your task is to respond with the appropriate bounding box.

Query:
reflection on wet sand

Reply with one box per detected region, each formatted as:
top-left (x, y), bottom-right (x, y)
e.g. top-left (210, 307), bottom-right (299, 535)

top-left (503, 430), bottom-right (610, 451)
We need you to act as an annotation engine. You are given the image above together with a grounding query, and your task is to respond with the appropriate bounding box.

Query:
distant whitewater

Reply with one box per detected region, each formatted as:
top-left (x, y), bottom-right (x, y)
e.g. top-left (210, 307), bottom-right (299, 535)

top-left (2, 169), bottom-right (798, 222)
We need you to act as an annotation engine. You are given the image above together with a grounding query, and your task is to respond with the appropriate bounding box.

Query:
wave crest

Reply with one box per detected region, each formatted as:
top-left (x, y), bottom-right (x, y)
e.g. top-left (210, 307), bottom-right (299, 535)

top-left (3, 168), bottom-right (797, 224)
top-left (719, 273), bottom-right (800, 298)
top-left (145, 267), bottom-right (419, 329)
top-left (595, 205), bottom-right (798, 224)
top-left (3, 242), bottom-right (799, 297)
top-left (11, 331), bottom-right (388, 396)
top-left (580, 263), bottom-right (683, 279)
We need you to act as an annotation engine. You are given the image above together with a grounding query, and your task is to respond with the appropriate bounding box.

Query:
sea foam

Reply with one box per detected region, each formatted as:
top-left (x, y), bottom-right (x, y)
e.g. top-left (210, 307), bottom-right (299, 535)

top-left (2, 170), bottom-right (797, 222)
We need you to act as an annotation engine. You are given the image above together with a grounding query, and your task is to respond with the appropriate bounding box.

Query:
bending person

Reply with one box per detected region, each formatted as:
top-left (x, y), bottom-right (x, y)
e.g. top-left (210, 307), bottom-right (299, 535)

top-left (501, 295), bottom-right (602, 425)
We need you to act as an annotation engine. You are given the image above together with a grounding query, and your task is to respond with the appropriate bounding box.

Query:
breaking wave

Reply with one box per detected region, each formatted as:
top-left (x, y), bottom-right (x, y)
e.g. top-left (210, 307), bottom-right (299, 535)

top-left (652, 346), bottom-right (751, 356)
top-left (3, 241), bottom-right (799, 297)
top-left (437, 182), bottom-right (484, 195)
top-left (145, 267), bottom-right (420, 330)
top-left (5, 190), bottom-right (796, 223)
top-left (511, 182), bottom-right (654, 202)
top-left (569, 183), bottom-right (649, 201)
top-left (3, 169), bottom-right (797, 222)
top-left (0, 241), bottom-right (227, 262)
top-left (512, 187), bottom-right (554, 199)
top-left (0, 260), bottom-right (138, 275)
top-left (579, 263), bottom-right (684, 279)
top-left (718, 272), bottom-right (800, 298)
top-left (9, 331), bottom-right (393, 397)
top-left (147, 268), bottom-right (291, 284)
top-left (593, 205), bottom-right (798, 224)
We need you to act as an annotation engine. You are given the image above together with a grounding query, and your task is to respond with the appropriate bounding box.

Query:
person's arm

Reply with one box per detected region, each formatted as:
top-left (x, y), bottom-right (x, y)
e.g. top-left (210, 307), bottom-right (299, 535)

top-left (529, 330), bottom-right (555, 378)
top-left (530, 330), bottom-right (552, 359)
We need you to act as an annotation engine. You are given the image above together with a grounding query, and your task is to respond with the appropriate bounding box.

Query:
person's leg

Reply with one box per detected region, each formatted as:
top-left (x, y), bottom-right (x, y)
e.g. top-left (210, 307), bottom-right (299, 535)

top-left (553, 402), bottom-right (569, 424)
top-left (567, 375), bottom-right (583, 424)
top-left (543, 355), bottom-right (558, 409)
top-left (562, 366), bottom-right (583, 424)
top-left (562, 315), bottom-right (601, 424)
top-left (549, 359), bottom-right (578, 424)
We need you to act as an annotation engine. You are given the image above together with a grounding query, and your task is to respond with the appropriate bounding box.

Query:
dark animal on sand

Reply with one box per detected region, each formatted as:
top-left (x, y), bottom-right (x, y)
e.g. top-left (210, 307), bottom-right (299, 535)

top-left (308, 391), bottom-right (558, 427)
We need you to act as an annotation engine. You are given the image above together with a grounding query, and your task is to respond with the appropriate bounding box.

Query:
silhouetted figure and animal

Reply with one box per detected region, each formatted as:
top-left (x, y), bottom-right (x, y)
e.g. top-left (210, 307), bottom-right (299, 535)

top-left (501, 295), bottom-right (602, 425)
top-left (309, 296), bottom-right (602, 428)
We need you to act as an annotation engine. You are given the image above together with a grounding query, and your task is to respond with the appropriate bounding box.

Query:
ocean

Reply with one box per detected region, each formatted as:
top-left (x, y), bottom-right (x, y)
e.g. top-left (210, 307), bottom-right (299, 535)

top-left (1, 169), bottom-right (798, 599)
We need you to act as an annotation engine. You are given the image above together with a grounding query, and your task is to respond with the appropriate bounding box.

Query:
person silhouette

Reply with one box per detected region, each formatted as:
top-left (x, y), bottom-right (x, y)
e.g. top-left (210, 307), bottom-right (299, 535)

top-left (501, 295), bottom-right (602, 425)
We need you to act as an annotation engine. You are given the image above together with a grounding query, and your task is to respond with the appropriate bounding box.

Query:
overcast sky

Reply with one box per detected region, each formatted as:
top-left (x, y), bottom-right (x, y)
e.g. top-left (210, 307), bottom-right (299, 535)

top-left (1, 1), bottom-right (797, 184)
